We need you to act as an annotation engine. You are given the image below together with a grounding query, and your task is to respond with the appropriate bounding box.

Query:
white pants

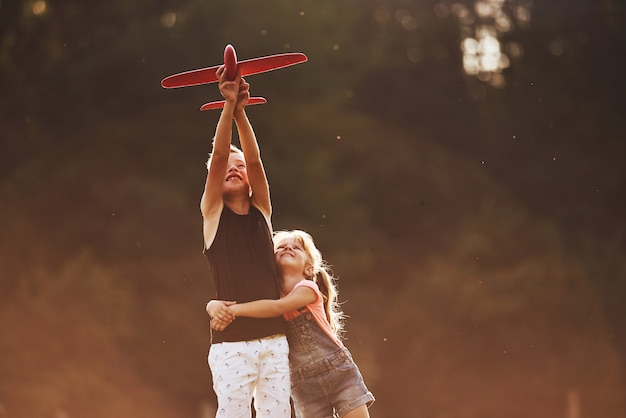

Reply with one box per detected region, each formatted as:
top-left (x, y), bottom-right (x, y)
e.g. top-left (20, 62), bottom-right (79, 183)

top-left (208, 334), bottom-right (290, 418)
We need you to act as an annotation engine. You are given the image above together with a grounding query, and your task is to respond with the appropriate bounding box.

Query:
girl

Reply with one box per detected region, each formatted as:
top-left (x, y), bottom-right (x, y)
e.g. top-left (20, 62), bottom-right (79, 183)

top-left (207, 230), bottom-right (375, 418)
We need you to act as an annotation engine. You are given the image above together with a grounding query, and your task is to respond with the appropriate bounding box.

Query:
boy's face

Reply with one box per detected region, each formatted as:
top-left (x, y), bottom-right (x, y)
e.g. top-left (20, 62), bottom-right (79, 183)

top-left (222, 152), bottom-right (250, 195)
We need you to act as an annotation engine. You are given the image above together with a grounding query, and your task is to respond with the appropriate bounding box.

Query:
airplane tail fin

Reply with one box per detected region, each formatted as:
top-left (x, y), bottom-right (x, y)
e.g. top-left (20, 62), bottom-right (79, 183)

top-left (200, 97), bottom-right (267, 111)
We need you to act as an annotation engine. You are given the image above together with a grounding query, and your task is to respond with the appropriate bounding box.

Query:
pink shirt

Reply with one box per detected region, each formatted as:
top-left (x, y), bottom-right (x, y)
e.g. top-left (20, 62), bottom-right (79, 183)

top-left (283, 280), bottom-right (343, 347)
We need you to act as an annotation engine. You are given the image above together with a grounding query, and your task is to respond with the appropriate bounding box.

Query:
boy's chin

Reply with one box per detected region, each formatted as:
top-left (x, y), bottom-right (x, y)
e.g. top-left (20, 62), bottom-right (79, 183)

top-left (223, 183), bottom-right (249, 193)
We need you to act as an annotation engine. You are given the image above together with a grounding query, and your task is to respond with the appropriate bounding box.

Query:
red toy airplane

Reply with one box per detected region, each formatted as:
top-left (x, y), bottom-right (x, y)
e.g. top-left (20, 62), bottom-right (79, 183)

top-left (161, 44), bottom-right (307, 111)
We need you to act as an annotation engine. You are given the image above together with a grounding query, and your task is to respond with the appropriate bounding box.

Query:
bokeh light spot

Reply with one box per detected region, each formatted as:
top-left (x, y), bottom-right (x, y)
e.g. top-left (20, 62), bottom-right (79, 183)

top-left (434, 3), bottom-right (450, 18)
top-left (407, 47), bottom-right (424, 63)
top-left (32, 0), bottom-right (46, 15)
top-left (549, 40), bottom-right (564, 56)
top-left (454, 0), bottom-right (533, 83)
top-left (373, 8), bottom-right (391, 24)
top-left (160, 12), bottom-right (176, 28)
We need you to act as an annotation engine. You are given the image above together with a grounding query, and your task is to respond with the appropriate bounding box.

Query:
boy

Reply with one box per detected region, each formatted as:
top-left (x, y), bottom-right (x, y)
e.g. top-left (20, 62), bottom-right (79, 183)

top-left (201, 66), bottom-right (289, 418)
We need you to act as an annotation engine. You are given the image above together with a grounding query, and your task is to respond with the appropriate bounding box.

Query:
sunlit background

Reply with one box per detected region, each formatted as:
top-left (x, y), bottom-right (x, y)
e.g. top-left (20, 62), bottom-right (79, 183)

top-left (1, 0), bottom-right (625, 417)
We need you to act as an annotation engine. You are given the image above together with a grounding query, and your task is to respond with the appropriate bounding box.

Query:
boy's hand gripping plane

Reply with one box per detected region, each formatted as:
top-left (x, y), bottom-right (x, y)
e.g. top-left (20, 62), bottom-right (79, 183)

top-left (161, 44), bottom-right (307, 111)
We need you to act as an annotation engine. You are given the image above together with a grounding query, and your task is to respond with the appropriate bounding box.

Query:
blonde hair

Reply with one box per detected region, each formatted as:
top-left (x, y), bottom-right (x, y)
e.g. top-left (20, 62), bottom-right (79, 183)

top-left (273, 229), bottom-right (346, 338)
top-left (206, 143), bottom-right (243, 169)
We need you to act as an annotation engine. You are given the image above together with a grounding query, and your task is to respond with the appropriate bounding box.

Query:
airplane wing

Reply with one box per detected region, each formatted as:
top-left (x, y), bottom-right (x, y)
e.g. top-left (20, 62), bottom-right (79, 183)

top-left (161, 52), bottom-right (307, 89)
top-left (238, 53), bottom-right (307, 79)
top-left (161, 65), bottom-right (221, 89)
top-left (200, 97), bottom-right (267, 111)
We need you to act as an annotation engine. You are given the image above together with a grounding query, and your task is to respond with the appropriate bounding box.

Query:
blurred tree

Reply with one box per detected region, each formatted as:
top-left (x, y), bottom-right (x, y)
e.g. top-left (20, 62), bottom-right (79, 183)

top-left (1, 0), bottom-right (624, 417)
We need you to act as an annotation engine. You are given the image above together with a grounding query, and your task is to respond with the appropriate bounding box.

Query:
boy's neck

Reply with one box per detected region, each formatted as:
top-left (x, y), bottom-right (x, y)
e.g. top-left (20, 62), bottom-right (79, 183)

top-left (224, 196), bottom-right (251, 215)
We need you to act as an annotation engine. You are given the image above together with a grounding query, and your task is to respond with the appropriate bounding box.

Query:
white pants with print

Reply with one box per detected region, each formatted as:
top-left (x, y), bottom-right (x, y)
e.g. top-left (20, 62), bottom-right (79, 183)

top-left (208, 334), bottom-right (290, 418)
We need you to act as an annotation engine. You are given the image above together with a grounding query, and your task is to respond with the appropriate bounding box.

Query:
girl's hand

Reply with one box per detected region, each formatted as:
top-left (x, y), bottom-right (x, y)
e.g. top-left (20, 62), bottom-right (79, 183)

top-left (206, 300), bottom-right (236, 320)
top-left (206, 300), bottom-right (236, 331)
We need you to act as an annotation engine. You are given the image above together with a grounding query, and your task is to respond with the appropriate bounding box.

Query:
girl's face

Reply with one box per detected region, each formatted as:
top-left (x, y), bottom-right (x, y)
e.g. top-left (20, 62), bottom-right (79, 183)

top-left (274, 236), bottom-right (310, 275)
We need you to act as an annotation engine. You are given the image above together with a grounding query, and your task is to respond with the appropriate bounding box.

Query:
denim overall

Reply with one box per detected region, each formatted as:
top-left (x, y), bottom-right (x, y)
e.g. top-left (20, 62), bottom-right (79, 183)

top-left (286, 308), bottom-right (374, 418)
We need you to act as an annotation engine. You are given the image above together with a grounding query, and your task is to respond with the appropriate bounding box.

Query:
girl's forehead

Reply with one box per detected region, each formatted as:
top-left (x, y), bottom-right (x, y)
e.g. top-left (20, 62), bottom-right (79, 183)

top-left (275, 236), bottom-right (302, 246)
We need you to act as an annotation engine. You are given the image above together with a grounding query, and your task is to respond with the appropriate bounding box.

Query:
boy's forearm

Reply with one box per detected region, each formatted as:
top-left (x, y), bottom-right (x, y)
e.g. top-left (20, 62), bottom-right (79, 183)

top-left (233, 110), bottom-right (260, 159)
top-left (213, 104), bottom-right (235, 151)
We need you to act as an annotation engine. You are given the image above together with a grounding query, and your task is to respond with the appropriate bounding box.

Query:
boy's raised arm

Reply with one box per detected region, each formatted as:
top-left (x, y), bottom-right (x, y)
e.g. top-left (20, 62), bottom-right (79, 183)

top-left (200, 66), bottom-right (239, 249)
top-left (234, 79), bottom-right (271, 222)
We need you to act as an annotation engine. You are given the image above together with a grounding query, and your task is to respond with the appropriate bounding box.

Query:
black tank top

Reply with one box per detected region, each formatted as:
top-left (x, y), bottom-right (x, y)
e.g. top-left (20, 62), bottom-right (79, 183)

top-left (204, 205), bottom-right (285, 343)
